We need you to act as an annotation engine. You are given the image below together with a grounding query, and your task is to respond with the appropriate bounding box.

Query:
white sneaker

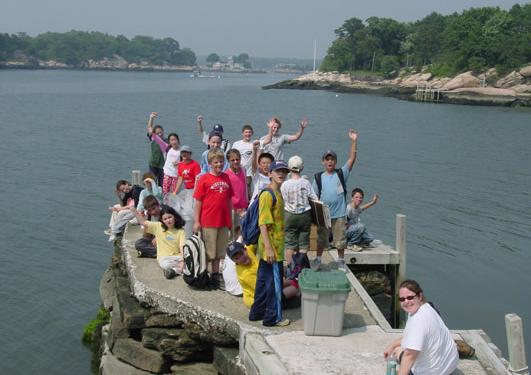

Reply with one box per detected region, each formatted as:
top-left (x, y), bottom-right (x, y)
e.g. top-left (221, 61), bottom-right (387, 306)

top-left (108, 234), bottom-right (116, 242)
top-left (347, 244), bottom-right (363, 252)
top-left (104, 229), bottom-right (112, 236)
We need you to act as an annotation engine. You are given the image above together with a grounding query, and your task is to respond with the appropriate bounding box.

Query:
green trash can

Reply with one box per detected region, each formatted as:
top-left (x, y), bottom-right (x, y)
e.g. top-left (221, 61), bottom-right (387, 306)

top-left (299, 268), bottom-right (351, 336)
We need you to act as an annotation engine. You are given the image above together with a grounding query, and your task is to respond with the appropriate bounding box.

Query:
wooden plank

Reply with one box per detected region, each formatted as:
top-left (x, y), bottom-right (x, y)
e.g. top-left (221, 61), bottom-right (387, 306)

top-left (344, 247), bottom-right (400, 265)
top-left (459, 330), bottom-right (510, 375)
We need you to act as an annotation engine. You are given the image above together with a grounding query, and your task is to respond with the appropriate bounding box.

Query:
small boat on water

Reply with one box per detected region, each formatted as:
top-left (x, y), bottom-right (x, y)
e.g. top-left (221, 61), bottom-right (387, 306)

top-left (190, 70), bottom-right (221, 79)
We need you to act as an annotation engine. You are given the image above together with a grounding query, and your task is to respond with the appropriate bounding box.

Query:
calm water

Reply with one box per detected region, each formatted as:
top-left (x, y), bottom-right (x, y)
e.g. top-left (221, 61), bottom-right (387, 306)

top-left (0, 70), bottom-right (529, 373)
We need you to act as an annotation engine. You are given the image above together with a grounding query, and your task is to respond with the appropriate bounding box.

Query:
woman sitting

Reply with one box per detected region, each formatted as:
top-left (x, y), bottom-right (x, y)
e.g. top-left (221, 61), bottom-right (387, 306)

top-left (383, 279), bottom-right (459, 375)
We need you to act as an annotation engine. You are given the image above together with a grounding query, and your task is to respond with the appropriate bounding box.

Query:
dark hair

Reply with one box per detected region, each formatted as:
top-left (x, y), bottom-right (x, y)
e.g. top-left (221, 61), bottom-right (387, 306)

top-left (153, 125), bottom-right (164, 132)
top-left (399, 279), bottom-right (425, 302)
top-left (115, 179), bottom-right (129, 190)
top-left (159, 205), bottom-right (185, 231)
top-left (351, 188), bottom-right (365, 198)
top-left (258, 152), bottom-right (274, 163)
top-left (242, 124), bottom-right (254, 133)
top-left (226, 148), bottom-right (241, 160)
top-left (142, 172), bottom-right (156, 181)
top-left (167, 132), bottom-right (180, 143)
top-left (143, 195), bottom-right (159, 210)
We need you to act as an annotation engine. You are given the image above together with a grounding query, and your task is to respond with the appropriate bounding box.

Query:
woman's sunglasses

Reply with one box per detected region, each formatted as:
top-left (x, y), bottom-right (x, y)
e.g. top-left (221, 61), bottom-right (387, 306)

top-left (399, 294), bottom-right (417, 302)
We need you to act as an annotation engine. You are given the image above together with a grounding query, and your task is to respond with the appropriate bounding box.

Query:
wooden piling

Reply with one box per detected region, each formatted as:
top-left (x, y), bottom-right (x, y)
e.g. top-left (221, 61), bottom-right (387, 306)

top-left (132, 170), bottom-right (141, 186)
top-left (505, 313), bottom-right (528, 374)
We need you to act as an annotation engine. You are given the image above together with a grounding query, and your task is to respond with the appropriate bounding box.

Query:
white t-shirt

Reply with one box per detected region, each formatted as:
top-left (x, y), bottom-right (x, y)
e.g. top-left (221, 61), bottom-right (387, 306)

top-left (250, 172), bottom-right (270, 203)
top-left (281, 177), bottom-right (317, 214)
top-left (260, 134), bottom-right (290, 161)
top-left (402, 303), bottom-right (459, 375)
top-left (232, 140), bottom-right (254, 177)
top-left (163, 148), bottom-right (181, 177)
top-left (222, 255), bottom-right (243, 296)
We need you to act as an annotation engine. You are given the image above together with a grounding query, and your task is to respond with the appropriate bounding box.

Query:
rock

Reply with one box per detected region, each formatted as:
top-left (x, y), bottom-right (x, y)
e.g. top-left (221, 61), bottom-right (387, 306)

top-left (442, 71), bottom-right (480, 90)
top-left (184, 322), bottom-right (238, 346)
top-left (512, 84), bottom-right (531, 94)
top-left (519, 65), bottom-right (531, 78)
top-left (112, 337), bottom-right (171, 373)
top-left (141, 328), bottom-right (186, 350)
top-left (495, 70), bottom-right (525, 88)
top-left (170, 362), bottom-right (218, 375)
top-left (115, 275), bottom-right (149, 329)
top-left (354, 271), bottom-right (391, 295)
top-left (100, 326), bottom-right (153, 375)
top-left (99, 266), bottom-right (114, 311)
top-left (213, 346), bottom-right (246, 375)
top-left (145, 313), bottom-right (184, 328)
top-left (159, 332), bottom-right (213, 363)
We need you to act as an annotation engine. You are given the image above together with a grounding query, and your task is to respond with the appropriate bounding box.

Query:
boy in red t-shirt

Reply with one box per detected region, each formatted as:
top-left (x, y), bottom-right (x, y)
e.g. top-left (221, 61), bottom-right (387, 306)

top-left (193, 149), bottom-right (234, 290)
top-left (173, 145), bottom-right (201, 193)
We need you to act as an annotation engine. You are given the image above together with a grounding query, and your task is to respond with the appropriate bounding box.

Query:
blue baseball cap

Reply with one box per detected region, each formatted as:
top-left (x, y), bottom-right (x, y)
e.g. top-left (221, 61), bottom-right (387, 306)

top-left (322, 149), bottom-right (337, 160)
top-left (227, 241), bottom-right (245, 259)
top-left (269, 160), bottom-right (290, 173)
top-left (213, 124), bottom-right (224, 133)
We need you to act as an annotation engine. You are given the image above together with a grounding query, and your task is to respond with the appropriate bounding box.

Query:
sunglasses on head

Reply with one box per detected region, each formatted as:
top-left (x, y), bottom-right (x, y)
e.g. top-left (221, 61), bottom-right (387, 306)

top-left (399, 294), bottom-right (417, 302)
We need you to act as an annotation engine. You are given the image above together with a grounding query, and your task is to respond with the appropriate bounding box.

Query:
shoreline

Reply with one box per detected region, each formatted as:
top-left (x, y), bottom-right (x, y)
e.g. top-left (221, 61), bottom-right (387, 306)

top-left (263, 70), bottom-right (531, 108)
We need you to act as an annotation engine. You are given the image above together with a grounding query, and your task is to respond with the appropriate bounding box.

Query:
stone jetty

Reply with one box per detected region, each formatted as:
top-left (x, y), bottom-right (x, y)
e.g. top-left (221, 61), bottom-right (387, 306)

top-left (96, 223), bottom-right (519, 374)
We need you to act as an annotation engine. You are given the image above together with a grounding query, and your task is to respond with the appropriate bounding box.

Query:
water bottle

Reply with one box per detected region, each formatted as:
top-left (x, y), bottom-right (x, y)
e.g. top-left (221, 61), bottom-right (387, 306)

top-left (386, 358), bottom-right (397, 375)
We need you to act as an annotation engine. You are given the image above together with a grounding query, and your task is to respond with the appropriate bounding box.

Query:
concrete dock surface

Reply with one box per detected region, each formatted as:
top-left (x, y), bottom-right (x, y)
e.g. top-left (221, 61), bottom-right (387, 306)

top-left (119, 224), bottom-right (508, 375)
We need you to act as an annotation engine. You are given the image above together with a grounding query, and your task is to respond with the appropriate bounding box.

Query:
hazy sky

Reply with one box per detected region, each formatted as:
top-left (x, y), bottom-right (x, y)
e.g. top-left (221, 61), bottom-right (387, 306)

top-left (2, 0), bottom-right (524, 58)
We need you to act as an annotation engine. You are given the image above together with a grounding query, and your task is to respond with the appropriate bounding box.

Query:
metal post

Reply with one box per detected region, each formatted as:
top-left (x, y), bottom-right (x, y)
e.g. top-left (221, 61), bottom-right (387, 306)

top-left (394, 214), bottom-right (407, 327)
top-left (505, 313), bottom-right (528, 374)
top-left (132, 170), bottom-right (141, 186)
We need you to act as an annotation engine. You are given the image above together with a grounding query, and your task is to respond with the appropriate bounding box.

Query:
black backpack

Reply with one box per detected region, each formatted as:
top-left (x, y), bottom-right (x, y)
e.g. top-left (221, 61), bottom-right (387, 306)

top-left (182, 234), bottom-right (210, 289)
top-left (314, 169), bottom-right (347, 200)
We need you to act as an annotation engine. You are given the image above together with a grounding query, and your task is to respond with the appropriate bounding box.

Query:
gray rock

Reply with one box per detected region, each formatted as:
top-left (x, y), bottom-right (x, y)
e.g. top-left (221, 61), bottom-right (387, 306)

top-left (519, 65), bottom-right (531, 78)
top-left (442, 71), bottom-right (480, 90)
top-left (112, 337), bottom-right (170, 373)
top-left (184, 322), bottom-right (238, 346)
top-left (145, 313), bottom-right (184, 328)
top-left (115, 275), bottom-right (149, 329)
top-left (159, 331), bottom-right (213, 363)
top-left (170, 362), bottom-right (218, 375)
top-left (495, 70), bottom-right (525, 88)
top-left (213, 346), bottom-right (246, 375)
top-left (99, 266), bottom-right (115, 311)
top-left (141, 328), bottom-right (185, 350)
top-left (354, 271), bottom-right (391, 296)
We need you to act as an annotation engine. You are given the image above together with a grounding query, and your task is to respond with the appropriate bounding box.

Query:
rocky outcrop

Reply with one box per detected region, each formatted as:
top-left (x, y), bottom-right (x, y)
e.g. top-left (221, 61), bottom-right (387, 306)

top-left (265, 65), bottom-right (531, 108)
top-left (441, 71), bottom-right (480, 90)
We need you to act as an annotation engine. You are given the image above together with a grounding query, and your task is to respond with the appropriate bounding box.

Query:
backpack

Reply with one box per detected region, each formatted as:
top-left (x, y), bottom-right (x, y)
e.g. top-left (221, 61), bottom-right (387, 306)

top-left (314, 169), bottom-right (347, 200)
top-left (285, 252), bottom-right (310, 280)
top-left (240, 188), bottom-right (276, 245)
top-left (182, 234), bottom-right (210, 289)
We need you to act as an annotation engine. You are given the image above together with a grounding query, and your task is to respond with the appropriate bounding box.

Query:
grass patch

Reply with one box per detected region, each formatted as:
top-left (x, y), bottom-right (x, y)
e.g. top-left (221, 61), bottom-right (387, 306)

top-left (82, 306), bottom-right (110, 346)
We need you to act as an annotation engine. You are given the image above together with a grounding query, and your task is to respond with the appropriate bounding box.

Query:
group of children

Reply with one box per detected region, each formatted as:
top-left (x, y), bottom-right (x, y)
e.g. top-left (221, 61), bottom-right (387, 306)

top-left (105, 112), bottom-right (380, 327)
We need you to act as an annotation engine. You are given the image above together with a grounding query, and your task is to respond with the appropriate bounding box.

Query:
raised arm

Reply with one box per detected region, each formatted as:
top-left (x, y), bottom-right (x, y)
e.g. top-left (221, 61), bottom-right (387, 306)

top-left (286, 117), bottom-right (308, 143)
top-left (251, 140), bottom-right (260, 174)
top-left (261, 119), bottom-right (275, 146)
top-left (151, 133), bottom-right (169, 153)
top-left (345, 129), bottom-right (358, 171)
top-left (196, 115), bottom-right (205, 135)
top-left (361, 194), bottom-right (379, 211)
top-left (147, 112), bottom-right (157, 136)
top-left (130, 207), bottom-right (148, 226)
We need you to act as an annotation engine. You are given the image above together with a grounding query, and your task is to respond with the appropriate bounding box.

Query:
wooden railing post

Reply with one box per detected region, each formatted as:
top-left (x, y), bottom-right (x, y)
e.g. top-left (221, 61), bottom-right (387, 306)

top-left (394, 214), bottom-right (407, 327)
top-left (132, 170), bottom-right (141, 186)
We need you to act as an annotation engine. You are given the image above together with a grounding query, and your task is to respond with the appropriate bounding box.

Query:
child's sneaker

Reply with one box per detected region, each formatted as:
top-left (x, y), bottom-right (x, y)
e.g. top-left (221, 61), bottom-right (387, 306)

top-left (210, 272), bottom-right (225, 291)
top-left (108, 234), bottom-right (116, 242)
top-left (274, 319), bottom-right (290, 327)
top-left (310, 258), bottom-right (321, 271)
top-left (104, 229), bottom-right (112, 236)
top-left (347, 244), bottom-right (363, 252)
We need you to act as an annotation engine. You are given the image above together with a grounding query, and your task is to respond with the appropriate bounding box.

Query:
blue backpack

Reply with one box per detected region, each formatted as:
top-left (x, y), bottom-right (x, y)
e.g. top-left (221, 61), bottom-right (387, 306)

top-left (241, 188), bottom-right (276, 245)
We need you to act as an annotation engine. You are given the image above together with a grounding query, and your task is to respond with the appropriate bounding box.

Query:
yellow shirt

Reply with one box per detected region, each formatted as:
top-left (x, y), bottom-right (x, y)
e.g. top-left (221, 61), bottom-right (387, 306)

top-left (145, 222), bottom-right (185, 261)
top-left (257, 189), bottom-right (285, 261)
top-left (235, 246), bottom-right (259, 308)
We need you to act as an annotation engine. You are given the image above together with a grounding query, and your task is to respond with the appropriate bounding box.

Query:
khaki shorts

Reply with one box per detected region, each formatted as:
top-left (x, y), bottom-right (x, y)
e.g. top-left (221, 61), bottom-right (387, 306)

top-left (202, 227), bottom-right (229, 261)
top-left (317, 217), bottom-right (346, 250)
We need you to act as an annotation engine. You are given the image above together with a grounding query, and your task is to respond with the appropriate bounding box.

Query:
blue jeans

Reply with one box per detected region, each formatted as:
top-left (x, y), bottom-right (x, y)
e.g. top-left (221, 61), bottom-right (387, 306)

top-left (249, 260), bottom-right (283, 326)
top-left (346, 223), bottom-right (374, 245)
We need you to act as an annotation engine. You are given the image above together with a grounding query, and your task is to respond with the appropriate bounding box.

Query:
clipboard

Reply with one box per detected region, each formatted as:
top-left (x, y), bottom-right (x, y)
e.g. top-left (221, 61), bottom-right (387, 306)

top-left (309, 199), bottom-right (331, 228)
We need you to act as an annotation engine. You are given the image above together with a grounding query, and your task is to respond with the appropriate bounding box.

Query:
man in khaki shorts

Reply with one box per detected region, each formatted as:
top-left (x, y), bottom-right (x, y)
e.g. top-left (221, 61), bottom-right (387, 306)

top-left (311, 129), bottom-right (359, 270)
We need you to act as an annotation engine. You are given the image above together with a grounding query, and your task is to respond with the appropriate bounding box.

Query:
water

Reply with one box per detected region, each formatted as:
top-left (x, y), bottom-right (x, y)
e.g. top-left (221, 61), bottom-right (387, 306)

top-left (0, 70), bottom-right (529, 373)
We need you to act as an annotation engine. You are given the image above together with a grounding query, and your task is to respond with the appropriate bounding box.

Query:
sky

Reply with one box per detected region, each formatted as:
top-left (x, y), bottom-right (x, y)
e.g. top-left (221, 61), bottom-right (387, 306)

top-left (1, 0), bottom-right (524, 59)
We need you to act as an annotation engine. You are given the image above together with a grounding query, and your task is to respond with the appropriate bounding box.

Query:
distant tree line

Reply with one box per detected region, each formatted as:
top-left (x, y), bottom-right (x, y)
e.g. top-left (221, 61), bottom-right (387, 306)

top-left (320, 4), bottom-right (530, 77)
top-left (0, 31), bottom-right (197, 66)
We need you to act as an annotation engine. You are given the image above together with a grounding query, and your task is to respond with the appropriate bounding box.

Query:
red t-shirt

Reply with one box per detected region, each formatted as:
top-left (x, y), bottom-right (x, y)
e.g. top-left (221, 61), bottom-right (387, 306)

top-left (193, 172), bottom-right (233, 227)
top-left (177, 160), bottom-right (201, 189)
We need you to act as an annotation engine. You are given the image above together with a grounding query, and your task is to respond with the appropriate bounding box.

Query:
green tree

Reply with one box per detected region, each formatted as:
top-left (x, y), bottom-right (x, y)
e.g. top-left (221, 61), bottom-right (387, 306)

top-left (206, 53), bottom-right (220, 64)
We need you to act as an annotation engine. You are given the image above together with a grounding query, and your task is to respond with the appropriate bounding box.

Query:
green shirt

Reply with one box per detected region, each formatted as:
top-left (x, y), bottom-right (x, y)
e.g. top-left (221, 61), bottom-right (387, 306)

top-left (148, 135), bottom-right (165, 169)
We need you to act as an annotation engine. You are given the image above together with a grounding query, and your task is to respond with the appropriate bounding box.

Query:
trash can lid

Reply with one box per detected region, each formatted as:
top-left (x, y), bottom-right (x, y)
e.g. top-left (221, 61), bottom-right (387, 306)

top-left (299, 269), bottom-right (351, 294)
